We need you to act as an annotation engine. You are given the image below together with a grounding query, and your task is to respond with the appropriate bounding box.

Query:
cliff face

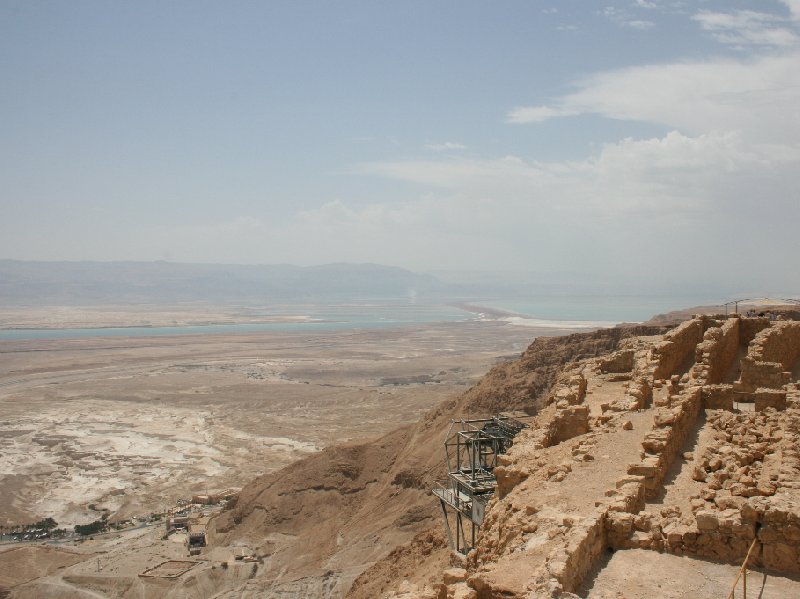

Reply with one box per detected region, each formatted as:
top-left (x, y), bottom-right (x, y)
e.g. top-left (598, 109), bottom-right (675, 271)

top-left (209, 325), bottom-right (669, 598)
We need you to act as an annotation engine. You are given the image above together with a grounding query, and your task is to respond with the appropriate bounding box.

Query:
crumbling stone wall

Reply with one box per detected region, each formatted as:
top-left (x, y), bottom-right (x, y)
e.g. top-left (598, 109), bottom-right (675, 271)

top-left (692, 317), bottom-right (740, 384)
top-left (599, 349), bottom-right (635, 374)
top-left (739, 317), bottom-right (770, 345)
top-left (652, 318), bottom-right (705, 380)
top-left (495, 375), bottom-right (589, 497)
top-left (751, 322), bottom-right (800, 370)
top-left (627, 386), bottom-right (702, 499)
top-left (546, 515), bottom-right (606, 594)
top-left (609, 407), bottom-right (800, 573)
top-left (513, 374), bottom-right (589, 452)
top-left (701, 384), bottom-right (734, 410)
top-left (739, 322), bottom-right (800, 392)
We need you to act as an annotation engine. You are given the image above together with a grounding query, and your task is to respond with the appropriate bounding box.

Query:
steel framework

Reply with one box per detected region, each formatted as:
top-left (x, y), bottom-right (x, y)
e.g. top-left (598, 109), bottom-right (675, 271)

top-left (432, 415), bottom-right (528, 554)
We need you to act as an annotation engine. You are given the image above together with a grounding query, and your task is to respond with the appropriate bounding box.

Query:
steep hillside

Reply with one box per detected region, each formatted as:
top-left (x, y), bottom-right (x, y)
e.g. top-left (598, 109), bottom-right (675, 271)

top-left (209, 325), bottom-right (670, 597)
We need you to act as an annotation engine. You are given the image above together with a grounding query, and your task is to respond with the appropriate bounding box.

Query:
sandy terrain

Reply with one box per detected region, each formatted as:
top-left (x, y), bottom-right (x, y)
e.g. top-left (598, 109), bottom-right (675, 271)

top-left (581, 548), bottom-right (800, 598)
top-left (0, 316), bottom-right (566, 529)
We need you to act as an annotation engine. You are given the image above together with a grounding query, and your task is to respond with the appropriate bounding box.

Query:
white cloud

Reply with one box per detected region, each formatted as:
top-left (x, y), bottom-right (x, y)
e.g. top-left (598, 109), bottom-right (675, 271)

top-left (505, 51), bottom-right (800, 146)
top-left (693, 10), bottom-right (799, 47)
top-left (627, 19), bottom-right (655, 30)
top-left (601, 6), bottom-right (655, 29)
top-left (302, 130), bottom-right (798, 277)
top-left (144, 125), bottom-right (800, 285)
top-left (780, 0), bottom-right (800, 20)
top-left (506, 105), bottom-right (579, 123)
top-left (425, 141), bottom-right (468, 152)
top-left (556, 24), bottom-right (579, 32)
top-left (355, 131), bottom-right (779, 215)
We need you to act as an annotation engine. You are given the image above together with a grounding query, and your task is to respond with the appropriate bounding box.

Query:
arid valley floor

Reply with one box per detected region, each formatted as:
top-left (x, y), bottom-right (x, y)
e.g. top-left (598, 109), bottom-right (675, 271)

top-left (0, 308), bottom-right (554, 529)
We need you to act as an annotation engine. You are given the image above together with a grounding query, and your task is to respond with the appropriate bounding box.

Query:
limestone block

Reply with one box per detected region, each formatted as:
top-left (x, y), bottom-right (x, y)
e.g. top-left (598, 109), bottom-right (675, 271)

top-left (628, 457), bottom-right (660, 477)
top-left (759, 526), bottom-right (781, 542)
top-left (784, 525), bottom-right (800, 542)
top-left (741, 500), bottom-right (762, 523)
top-left (442, 568), bottom-right (468, 585)
top-left (692, 466), bottom-right (707, 482)
top-left (663, 522), bottom-right (683, 545)
top-left (696, 511), bottom-right (719, 531)
top-left (642, 429), bottom-right (671, 453)
top-left (654, 409), bottom-right (676, 427)
top-left (615, 475), bottom-right (645, 489)
top-left (714, 495), bottom-right (745, 511)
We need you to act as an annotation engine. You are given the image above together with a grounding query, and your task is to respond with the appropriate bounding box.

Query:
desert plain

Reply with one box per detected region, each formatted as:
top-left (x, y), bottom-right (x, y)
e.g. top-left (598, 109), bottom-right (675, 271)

top-left (0, 304), bottom-right (572, 529)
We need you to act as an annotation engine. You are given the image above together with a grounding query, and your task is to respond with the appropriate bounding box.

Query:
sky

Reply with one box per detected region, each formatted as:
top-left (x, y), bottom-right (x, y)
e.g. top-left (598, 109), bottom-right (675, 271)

top-left (1, 1), bottom-right (799, 294)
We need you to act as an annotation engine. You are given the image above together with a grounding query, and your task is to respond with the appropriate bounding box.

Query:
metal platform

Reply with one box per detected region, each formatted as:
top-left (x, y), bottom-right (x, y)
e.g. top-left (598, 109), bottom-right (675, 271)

top-left (433, 414), bottom-right (529, 554)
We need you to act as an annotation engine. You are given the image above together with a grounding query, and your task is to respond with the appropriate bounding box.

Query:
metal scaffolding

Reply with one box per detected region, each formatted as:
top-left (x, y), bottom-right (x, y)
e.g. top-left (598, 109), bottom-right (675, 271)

top-left (432, 414), bottom-right (528, 554)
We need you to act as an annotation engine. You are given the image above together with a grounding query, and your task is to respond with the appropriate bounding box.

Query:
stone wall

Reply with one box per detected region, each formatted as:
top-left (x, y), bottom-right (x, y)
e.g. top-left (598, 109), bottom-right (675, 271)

top-left (752, 322), bottom-right (800, 370)
top-left (738, 322), bottom-right (800, 393)
top-left (652, 318), bottom-right (705, 380)
top-left (609, 408), bottom-right (800, 573)
top-left (627, 386), bottom-right (702, 499)
top-left (547, 515), bottom-right (606, 594)
top-left (599, 349), bottom-right (635, 374)
top-left (700, 384), bottom-right (734, 410)
top-left (495, 375), bottom-right (589, 498)
top-left (739, 317), bottom-right (771, 345)
top-left (514, 374), bottom-right (589, 451)
top-left (692, 317), bottom-right (740, 384)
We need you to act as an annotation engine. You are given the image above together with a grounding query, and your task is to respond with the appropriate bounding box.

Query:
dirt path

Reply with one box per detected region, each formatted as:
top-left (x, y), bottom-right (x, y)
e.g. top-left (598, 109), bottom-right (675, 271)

top-left (581, 548), bottom-right (800, 598)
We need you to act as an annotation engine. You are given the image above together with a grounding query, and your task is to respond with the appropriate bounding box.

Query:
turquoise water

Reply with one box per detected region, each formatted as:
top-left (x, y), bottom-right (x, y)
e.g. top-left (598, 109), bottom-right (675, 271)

top-left (0, 295), bottom-right (724, 341)
top-left (0, 303), bottom-right (473, 341)
top-left (472, 295), bottom-right (723, 323)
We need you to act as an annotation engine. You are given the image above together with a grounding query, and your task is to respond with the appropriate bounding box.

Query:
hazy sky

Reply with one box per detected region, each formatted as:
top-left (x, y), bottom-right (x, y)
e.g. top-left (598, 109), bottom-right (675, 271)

top-left (1, 1), bottom-right (798, 292)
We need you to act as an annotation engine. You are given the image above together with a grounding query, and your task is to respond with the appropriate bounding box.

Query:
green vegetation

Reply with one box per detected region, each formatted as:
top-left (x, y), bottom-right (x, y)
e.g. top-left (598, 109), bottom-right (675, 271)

top-left (74, 519), bottom-right (107, 536)
top-left (35, 517), bottom-right (58, 530)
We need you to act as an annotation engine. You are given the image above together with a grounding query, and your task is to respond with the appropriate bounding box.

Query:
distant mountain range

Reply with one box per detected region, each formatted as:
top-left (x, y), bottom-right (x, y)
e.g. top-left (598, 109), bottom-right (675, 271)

top-left (0, 260), bottom-right (445, 304)
top-left (0, 260), bottom-right (736, 306)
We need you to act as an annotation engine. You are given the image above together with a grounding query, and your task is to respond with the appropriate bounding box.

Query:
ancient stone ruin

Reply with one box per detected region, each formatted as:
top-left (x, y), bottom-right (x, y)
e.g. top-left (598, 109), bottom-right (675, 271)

top-left (422, 315), bottom-right (800, 598)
